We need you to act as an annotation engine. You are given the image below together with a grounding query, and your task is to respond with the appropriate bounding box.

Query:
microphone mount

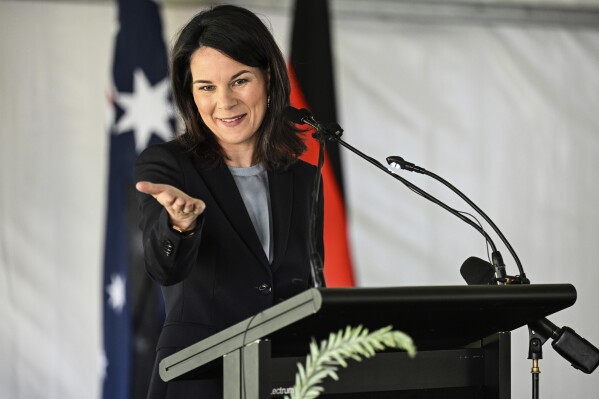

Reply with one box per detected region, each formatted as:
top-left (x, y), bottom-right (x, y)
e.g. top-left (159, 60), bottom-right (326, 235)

top-left (529, 319), bottom-right (599, 374)
top-left (461, 256), bottom-right (599, 385)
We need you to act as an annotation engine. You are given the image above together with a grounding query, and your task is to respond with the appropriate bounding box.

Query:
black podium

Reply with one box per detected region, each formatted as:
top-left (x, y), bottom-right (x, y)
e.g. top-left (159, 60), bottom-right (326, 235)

top-left (159, 284), bottom-right (576, 399)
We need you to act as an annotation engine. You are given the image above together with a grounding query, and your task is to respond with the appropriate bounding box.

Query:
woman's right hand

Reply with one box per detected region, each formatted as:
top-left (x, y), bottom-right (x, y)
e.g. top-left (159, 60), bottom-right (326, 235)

top-left (136, 181), bottom-right (206, 231)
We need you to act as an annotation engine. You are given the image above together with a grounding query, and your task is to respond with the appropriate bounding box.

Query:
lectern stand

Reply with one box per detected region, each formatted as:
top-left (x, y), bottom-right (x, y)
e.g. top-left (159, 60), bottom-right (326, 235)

top-left (160, 284), bottom-right (576, 398)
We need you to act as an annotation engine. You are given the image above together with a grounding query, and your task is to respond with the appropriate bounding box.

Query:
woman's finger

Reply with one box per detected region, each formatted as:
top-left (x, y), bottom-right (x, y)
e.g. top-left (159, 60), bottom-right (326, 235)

top-left (136, 181), bottom-right (167, 196)
top-left (183, 203), bottom-right (196, 214)
top-left (193, 200), bottom-right (206, 214)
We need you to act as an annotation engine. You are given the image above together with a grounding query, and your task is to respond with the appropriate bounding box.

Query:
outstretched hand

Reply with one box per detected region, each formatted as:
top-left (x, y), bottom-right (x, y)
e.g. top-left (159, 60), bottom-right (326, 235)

top-left (136, 181), bottom-right (206, 231)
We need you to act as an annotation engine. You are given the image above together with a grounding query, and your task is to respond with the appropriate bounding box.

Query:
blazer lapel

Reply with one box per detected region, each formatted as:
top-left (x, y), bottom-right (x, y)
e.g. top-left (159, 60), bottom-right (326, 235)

top-left (196, 161), bottom-right (270, 267)
top-left (268, 167), bottom-right (293, 272)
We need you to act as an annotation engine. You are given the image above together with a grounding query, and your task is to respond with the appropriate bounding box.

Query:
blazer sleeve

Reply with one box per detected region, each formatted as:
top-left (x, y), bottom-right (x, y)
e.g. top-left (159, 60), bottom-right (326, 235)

top-left (133, 143), bottom-right (203, 286)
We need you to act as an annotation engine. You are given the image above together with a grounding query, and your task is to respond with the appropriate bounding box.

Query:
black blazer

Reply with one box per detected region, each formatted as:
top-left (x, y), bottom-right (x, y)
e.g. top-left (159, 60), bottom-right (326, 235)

top-left (134, 140), bottom-right (324, 397)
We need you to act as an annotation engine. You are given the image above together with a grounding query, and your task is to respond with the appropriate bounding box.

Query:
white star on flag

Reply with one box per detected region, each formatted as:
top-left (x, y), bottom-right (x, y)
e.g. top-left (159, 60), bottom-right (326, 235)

top-left (98, 350), bottom-right (108, 380)
top-left (106, 273), bottom-right (126, 314)
top-left (114, 68), bottom-right (173, 153)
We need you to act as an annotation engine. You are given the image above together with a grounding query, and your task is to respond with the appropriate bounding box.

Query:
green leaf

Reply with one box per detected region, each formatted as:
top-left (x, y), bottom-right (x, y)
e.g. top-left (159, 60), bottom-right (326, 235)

top-left (332, 352), bottom-right (347, 368)
top-left (288, 325), bottom-right (416, 399)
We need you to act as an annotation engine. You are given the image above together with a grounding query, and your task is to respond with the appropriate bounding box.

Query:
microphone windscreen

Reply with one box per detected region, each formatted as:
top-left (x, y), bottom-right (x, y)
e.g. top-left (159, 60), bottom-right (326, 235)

top-left (460, 256), bottom-right (495, 285)
top-left (283, 106), bottom-right (310, 124)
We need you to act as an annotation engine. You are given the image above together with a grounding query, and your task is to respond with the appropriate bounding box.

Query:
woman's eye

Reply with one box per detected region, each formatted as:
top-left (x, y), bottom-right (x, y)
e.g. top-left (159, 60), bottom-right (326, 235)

top-left (233, 78), bottom-right (248, 86)
top-left (198, 85), bottom-right (215, 91)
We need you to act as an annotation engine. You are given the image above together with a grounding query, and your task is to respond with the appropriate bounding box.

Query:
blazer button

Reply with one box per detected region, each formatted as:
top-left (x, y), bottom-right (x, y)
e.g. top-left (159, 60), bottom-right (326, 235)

top-left (257, 283), bottom-right (272, 295)
top-left (162, 240), bottom-right (174, 257)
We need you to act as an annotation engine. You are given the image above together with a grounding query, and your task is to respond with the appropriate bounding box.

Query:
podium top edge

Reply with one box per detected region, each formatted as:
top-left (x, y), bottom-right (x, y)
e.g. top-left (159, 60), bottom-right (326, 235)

top-left (315, 284), bottom-right (577, 307)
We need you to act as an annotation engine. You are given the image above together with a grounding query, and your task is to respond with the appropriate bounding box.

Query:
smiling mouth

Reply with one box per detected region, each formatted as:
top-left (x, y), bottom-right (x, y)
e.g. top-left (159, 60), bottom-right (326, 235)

top-left (218, 114), bottom-right (245, 123)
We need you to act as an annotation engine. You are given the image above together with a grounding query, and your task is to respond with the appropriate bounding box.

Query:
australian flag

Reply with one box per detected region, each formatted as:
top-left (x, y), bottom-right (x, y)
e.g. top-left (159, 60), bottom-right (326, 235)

top-left (102, 0), bottom-right (175, 398)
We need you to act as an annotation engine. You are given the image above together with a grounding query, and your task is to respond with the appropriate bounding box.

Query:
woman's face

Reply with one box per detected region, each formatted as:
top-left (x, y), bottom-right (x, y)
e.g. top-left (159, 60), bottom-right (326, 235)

top-left (189, 47), bottom-right (268, 161)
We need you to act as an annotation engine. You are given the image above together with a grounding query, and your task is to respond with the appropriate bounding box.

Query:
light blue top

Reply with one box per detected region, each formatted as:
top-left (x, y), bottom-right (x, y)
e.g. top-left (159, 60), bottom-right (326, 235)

top-left (228, 163), bottom-right (273, 263)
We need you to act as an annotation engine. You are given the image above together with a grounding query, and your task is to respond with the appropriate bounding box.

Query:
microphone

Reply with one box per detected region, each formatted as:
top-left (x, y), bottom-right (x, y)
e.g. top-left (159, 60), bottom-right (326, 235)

top-left (460, 257), bottom-right (496, 285)
top-left (460, 256), bottom-right (523, 285)
top-left (284, 106), bottom-right (343, 140)
top-left (387, 155), bottom-right (424, 174)
top-left (283, 106), bottom-right (312, 126)
top-left (529, 319), bottom-right (599, 374)
top-left (461, 257), bottom-right (599, 374)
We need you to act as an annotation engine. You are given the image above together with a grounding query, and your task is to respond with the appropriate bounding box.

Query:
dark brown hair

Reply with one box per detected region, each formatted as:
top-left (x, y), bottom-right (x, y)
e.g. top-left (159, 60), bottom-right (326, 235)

top-left (171, 4), bottom-right (305, 169)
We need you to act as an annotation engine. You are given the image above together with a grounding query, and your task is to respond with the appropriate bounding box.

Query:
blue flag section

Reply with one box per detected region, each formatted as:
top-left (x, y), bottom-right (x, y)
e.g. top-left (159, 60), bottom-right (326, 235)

top-left (102, 0), bottom-right (174, 398)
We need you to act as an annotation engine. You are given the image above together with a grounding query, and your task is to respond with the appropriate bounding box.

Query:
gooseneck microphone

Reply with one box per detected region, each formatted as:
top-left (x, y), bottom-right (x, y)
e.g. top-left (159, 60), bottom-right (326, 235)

top-left (284, 106), bottom-right (499, 257)
top-left (387, 155), bottom-right (528, 285)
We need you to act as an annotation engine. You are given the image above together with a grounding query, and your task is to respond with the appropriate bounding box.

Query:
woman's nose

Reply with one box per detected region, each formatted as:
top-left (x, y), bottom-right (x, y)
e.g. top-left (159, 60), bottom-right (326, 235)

top-left (216, 88), bottom-right (237, 110)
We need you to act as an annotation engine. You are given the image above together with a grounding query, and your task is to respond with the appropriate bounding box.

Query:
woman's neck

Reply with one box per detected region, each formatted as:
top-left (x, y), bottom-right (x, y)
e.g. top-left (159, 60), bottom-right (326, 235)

top-left (224, 150), bottom-right (255, 168)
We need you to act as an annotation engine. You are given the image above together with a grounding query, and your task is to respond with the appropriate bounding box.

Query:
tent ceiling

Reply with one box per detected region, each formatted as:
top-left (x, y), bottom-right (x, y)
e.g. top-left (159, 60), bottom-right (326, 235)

top-left (6, 0), bottom-right (599, 26)
top-left (179, 0), bottom-right (599, 28)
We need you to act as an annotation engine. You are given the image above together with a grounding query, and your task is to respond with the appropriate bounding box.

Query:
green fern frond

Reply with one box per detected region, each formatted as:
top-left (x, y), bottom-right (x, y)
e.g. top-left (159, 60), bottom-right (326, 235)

top-left (284, 325), bottom-right (416, 399)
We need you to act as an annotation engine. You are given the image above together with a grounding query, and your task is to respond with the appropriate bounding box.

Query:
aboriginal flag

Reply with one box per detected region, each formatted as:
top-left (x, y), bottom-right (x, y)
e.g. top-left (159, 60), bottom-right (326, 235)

top-left (289, 0), bottom-right (355, 287)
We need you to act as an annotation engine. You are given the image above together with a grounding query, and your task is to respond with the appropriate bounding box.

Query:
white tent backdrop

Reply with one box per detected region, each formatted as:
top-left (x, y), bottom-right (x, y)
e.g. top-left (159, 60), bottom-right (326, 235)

top-left (1, 0), bottom-right (598, 398)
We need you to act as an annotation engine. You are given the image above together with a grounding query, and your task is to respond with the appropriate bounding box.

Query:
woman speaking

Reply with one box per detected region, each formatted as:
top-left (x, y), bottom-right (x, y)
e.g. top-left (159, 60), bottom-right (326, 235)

top-left (134, 5), bottom-right (324, 398)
